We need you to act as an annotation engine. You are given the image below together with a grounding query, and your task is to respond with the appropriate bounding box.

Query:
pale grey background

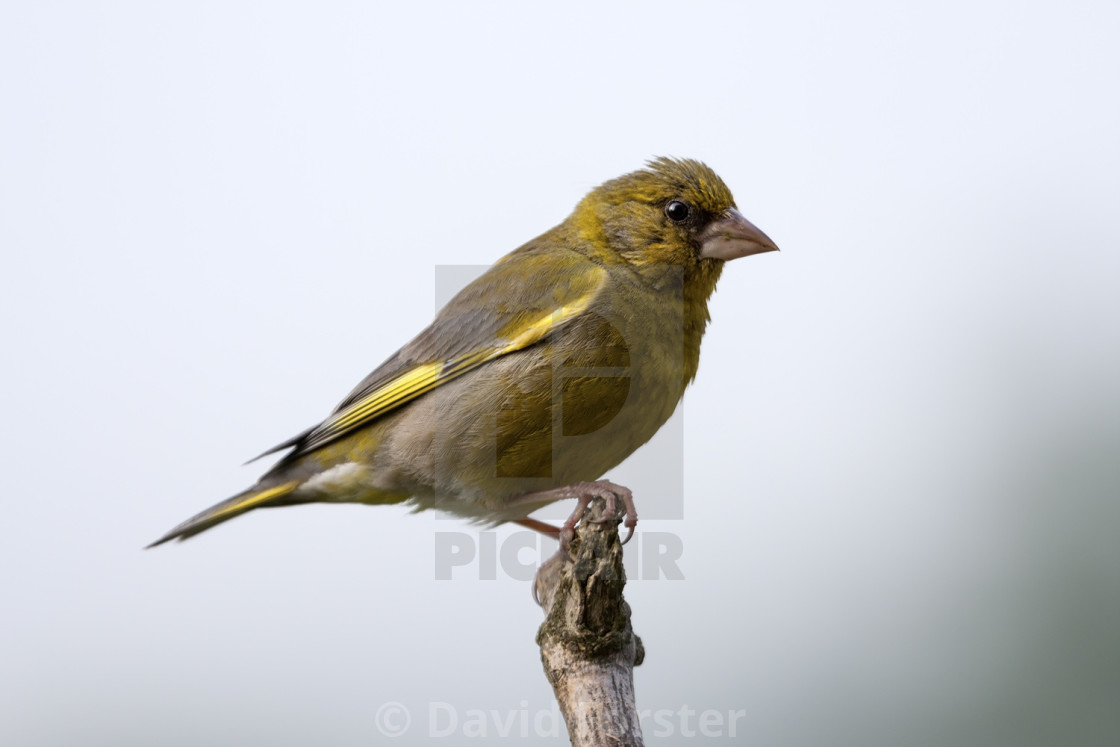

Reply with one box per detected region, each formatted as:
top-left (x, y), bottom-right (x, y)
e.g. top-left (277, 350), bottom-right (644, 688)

top-left (2, 2), bottom-right (1118, 745)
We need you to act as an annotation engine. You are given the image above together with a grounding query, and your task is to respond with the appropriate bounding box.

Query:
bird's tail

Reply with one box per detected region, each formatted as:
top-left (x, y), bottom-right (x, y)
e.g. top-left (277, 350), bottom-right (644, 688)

top-left (145, 480), bottom-right (303, 548)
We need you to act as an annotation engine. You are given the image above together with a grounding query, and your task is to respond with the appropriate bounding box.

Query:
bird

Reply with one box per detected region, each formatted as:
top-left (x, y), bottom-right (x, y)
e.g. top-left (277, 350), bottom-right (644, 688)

top-left (147, 157), bottom-right (778, 549)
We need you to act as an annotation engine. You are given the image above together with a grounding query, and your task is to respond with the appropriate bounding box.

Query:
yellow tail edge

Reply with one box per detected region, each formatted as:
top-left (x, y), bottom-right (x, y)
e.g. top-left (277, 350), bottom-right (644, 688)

top-left (145, 480), bottom-right (302, 549)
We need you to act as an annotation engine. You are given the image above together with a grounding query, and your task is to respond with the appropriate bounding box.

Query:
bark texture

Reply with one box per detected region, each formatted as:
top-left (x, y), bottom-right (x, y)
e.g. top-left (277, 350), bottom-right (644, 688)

top-left (535, 499), bottom-right (645, 746)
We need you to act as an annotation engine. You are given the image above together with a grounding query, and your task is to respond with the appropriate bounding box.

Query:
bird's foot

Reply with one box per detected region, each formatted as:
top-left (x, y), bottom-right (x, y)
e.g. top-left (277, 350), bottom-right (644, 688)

top-left (552, 480), bottom-right (636, 551)
top-left (509, 479), bottom-right (637, 555)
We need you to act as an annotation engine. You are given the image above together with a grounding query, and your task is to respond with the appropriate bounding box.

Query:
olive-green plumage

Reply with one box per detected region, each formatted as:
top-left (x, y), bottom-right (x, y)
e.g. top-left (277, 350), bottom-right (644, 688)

top-left (148, 158), bottom-right (778, 547)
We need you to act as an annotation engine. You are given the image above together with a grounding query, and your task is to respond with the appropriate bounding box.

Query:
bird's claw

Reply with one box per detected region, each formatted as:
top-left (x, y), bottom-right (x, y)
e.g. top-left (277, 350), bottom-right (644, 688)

top-left (557, 480), bottom-right (637, 551)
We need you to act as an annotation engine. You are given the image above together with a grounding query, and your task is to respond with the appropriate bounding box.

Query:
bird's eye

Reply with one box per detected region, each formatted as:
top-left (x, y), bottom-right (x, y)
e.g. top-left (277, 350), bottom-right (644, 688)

top-left (665, 200), bottom-right (691, 223)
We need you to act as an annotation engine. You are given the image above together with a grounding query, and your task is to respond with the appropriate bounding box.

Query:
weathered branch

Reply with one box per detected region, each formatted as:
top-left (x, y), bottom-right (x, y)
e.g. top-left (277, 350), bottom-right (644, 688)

top-left (535, 498), bottom-right (645, 746)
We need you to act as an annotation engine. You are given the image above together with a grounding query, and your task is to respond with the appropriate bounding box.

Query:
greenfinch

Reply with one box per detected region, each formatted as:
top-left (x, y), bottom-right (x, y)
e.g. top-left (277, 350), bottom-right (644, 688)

top-left (148, 158), bottom-right (778, 548)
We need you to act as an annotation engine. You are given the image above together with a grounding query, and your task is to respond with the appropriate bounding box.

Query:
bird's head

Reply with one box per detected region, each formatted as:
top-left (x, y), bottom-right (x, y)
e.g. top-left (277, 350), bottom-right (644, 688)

top-left (573, 157), bottom-right (779, 271)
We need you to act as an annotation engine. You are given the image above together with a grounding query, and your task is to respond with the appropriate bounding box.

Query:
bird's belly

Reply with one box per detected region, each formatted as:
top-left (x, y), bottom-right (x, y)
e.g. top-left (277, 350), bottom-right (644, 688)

top-left (382, 334), bottom-right (685, 517)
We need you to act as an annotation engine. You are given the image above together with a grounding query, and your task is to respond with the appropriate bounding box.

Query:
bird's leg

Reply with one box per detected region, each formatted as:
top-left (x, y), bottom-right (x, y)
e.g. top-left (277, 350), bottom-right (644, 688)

top-left (513, 517), bottom-right (561, 538)
top-left (509, 480), bottom-right (637, 552)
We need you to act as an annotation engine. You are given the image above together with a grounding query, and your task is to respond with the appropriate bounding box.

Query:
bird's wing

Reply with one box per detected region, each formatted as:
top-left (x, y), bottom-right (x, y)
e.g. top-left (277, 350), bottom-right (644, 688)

top-left (255, 250), bottom-right (607, 461)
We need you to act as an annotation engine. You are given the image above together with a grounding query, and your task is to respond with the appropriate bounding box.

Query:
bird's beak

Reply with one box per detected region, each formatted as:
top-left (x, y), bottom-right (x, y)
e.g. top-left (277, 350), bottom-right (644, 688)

top-left (699, 207), bottom-right (780, 260)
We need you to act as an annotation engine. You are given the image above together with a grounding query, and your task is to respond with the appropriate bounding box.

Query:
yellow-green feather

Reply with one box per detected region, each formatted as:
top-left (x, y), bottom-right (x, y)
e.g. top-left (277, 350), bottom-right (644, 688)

top-left (145, 481), bottom-right (302, 547)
